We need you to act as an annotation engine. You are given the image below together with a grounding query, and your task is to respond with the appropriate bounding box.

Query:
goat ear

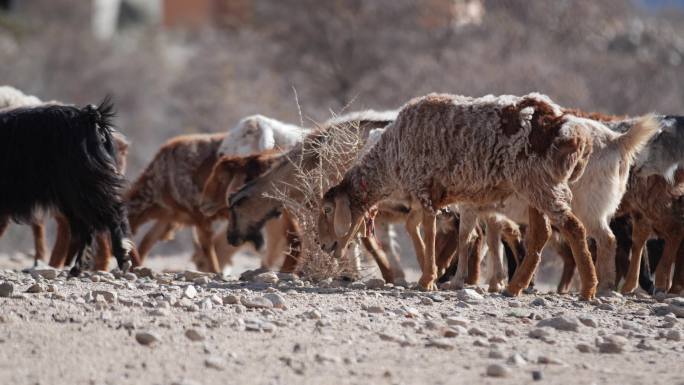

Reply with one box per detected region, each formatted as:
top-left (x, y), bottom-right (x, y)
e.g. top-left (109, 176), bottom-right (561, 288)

top-left (333, 193), bottom-right (352, 238)
top-left (357, 218), bottom-right (367, 238)
top-left (225, 174), bottom-right (243, 196)
top-left (258, 124), bottom-right (276, 151)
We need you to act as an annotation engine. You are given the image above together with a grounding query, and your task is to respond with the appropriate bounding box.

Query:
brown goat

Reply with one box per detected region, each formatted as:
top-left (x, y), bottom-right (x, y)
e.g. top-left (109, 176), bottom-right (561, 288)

top-left (619, 168), bottom-right (684, 293)
top-left (200, 150), bottom-right (299, 271)
top-left (126, 134), bottom-right (233, 272)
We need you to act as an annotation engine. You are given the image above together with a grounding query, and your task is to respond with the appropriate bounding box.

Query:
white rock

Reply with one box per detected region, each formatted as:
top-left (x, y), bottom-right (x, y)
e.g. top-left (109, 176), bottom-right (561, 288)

top-left (204, 356), bottom-right (226, 370)
top-left (240, 296), bottom-right (273, 309)
top-left (304, 309), bottom-right (322, 319)
top-left (264, 293), bottom-right (287, 309)
top-left (455, 289), bottom-right (483, 303)
top-left (183, 285), bottom-right (198, 299)
top-left (254, 272), bottom-right (279, 285)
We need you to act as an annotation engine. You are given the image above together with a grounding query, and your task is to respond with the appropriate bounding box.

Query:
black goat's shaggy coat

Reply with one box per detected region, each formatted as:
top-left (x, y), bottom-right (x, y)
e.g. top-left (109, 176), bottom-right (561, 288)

top-left (0, 99), bottom-right (133, 274)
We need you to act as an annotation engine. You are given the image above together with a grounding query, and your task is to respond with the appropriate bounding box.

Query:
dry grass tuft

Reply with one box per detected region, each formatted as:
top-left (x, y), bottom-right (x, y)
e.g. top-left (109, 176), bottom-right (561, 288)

top-left (265, 116), bottom-right (368, 281)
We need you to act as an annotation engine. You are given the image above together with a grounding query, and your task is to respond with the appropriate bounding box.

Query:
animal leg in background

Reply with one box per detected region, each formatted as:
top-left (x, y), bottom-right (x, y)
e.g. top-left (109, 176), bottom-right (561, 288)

top-left (483, 215), bottom-right (507, 293)
top-left (31, 220), bottom-right (47, 264)
top-left (419, 209), bottom-right (438, 291)
top-left (360, 235), bottom-right (394, 283)
top-left (376, 223), bottom-right (405, 280)
top-left (621, 214), bottom-right (651, 294)
top-left (654, 229), bottom-right (684, 293)
top-left (137, 220), bottom-right (179, 261)
top-left (195, 222), bottom-right (221, 273)
top-left (668, 240), bottom-right (684, 294)
top-left (449, 209), bottom-right (477, 289)
top-left (591, 219), bottom-right (618, 292)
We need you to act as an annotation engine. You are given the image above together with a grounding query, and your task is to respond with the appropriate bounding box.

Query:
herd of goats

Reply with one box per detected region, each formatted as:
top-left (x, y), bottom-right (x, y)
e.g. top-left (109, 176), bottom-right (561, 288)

top-left (0, 86), bottom-right (683, 301)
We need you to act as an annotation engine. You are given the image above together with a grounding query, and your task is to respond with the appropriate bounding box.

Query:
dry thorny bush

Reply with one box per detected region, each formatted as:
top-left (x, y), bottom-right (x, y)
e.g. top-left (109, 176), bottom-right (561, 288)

top-left (265, 115), bottom-right (370, 281)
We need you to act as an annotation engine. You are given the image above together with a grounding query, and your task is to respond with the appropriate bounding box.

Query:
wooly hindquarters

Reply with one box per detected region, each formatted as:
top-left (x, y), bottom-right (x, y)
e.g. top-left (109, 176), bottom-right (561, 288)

top-left (0, 99), bottom-right (133, 275)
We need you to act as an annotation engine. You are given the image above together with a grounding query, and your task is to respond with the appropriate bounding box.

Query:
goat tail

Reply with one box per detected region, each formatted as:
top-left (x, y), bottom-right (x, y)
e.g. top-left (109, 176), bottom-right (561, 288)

top-left (84, 95), bottom-right (116, 131)
top-left (615, 114), bottom-right (659, 163)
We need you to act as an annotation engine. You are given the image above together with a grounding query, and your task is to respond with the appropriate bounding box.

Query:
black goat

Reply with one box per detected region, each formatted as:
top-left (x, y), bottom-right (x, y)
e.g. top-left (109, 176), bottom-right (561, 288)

top-left (0, 98), bottom-right (134, 275)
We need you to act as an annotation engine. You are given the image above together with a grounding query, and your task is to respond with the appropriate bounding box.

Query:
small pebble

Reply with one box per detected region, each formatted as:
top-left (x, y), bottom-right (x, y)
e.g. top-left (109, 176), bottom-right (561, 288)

top-left (486, 363), bottom-right (510, 377)
top-left (135, 331), bottom-right (160, 346)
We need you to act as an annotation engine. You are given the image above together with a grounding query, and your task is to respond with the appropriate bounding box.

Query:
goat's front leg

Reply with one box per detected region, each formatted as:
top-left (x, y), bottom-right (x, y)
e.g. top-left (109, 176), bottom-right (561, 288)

top-left (419, 210), bottom-right (438, 291)
top-left (449, 209), bottom-right (477, 289)
top-left (621, 215), bottom-right (650, 294)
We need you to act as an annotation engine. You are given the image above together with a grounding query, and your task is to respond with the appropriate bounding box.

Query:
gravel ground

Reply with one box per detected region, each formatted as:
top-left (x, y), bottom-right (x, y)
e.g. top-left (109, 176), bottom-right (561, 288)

top-left (1, 253), bottom-right (684, 385)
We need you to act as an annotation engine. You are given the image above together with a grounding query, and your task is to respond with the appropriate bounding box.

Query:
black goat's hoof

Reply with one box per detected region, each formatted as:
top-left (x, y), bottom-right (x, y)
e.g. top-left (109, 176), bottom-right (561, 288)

top-left (69, 266), bottom-right (81, 277)
top-left (120, 260), bottom-right (132, 274)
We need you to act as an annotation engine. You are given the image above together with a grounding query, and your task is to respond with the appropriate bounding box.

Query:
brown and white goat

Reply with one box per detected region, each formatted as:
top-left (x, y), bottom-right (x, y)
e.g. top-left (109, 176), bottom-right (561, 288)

top-left (317, 93), bottom-right (607, 298)
top-left (126, 134), bottom-right (282, 272)
top-left (200, 151), bottom-right (299, 271)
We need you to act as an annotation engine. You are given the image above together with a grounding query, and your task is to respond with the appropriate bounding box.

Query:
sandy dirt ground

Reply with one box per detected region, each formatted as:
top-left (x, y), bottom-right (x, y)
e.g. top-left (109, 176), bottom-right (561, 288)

top-left (1, 252), bottom-right (684, 385)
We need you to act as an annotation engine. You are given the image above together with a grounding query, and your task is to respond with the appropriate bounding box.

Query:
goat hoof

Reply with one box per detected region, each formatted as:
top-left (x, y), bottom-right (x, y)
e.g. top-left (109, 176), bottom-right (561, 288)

top-left (579, 287), bottom-right (596, 301)
top-left (501, 288), bottom-right (518, 297)
top-left (488, 281), bottom-right (504, 293)
top-left (120, 260), bottom-right (132, 274)
top-left (620, 283), bottom-right (637, 295)
top-left (668, 285), bottom-right (684, 295)
top-left (69, 266), bottom-right (81, 277)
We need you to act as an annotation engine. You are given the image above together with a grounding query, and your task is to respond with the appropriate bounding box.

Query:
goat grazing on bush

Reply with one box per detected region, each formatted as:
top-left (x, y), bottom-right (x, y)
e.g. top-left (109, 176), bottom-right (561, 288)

top-left (0, 99), bottom-right (135, 275)
top-left (317, 93), bottom-right (613, 298)
top-left (226, 110), bottom-right (400, 281)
